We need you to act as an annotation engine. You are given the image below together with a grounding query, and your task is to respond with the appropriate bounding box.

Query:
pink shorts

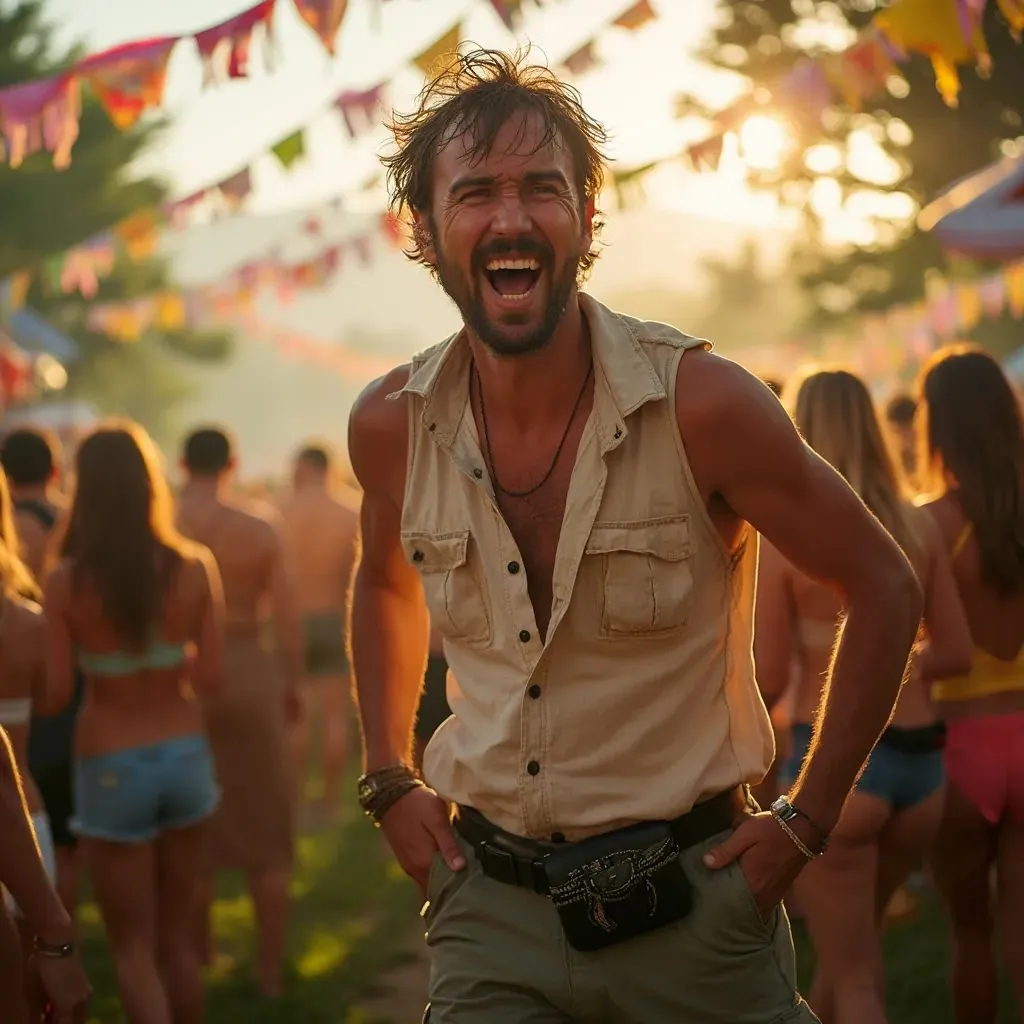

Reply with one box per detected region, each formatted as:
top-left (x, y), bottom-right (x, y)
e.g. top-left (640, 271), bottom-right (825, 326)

top-left (944, 712), bottom-right (1024, 825)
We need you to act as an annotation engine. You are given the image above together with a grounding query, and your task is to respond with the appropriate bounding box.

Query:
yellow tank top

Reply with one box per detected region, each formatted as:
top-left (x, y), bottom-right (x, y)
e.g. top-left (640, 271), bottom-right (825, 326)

top-left (931, 522), bottom-right (1024, 702)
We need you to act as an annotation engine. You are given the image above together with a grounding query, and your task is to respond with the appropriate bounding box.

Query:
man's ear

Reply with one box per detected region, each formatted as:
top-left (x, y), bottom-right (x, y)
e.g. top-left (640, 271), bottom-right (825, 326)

top-left (412, 209), bottom-right (437, 266)
top-left (580, 194), bottom-right (595, 256)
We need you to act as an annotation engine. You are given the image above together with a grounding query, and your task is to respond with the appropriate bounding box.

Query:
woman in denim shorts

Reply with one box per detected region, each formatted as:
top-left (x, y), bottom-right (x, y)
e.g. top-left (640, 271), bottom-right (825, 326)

top-left (44, 421), bottom-right (225, 1024)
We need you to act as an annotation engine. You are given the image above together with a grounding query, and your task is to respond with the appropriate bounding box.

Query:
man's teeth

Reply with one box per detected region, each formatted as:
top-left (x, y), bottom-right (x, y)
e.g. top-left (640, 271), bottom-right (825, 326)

top-left (485, 257), bottom-right (540, 271)
top-left (498, 291), bottom-right (530, 299)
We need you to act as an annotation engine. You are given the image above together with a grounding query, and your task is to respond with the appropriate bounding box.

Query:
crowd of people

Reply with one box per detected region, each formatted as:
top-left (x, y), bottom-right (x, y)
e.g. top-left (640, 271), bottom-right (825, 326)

top-left (3, 45), bottom-right (1024, 1024)
top-left (0, 422), bottom-right (430, 1023)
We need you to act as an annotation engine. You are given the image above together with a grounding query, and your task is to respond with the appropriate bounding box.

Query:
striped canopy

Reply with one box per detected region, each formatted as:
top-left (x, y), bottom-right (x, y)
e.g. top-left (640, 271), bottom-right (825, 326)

top-left (918, 154), bottom-right (1024, 262)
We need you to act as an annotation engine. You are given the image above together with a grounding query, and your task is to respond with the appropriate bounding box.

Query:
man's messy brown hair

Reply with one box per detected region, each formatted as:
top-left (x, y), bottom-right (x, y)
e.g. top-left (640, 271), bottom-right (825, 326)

top-left (382, 48), bottom-right (608, 280)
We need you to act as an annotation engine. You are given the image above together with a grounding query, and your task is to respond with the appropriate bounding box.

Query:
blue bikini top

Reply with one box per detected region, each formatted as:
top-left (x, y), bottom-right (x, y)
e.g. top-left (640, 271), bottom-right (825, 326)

top-left (77, 639), bottom-right (187, 676)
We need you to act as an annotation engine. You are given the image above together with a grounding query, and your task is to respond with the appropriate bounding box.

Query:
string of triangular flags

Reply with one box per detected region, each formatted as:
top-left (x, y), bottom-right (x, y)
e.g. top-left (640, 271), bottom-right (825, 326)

top-left (608, 0), bottom-right (1023, 203)
top-left (0, 0), bottom-right (656, 318)
top-left (0, 0), bottom-right (639, 171)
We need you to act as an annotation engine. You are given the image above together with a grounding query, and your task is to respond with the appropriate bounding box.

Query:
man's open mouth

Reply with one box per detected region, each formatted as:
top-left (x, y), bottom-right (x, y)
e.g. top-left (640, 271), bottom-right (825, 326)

top-left (483, 257), bottom-right (542, 301)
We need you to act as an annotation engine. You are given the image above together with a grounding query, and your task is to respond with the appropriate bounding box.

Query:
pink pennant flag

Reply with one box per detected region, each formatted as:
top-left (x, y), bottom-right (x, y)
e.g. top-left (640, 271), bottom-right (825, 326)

top-left (216, 167), bottom-right (253, 210)
top-left (487, 0), bottom-right (523, 29)
top-left (195, 0), bottom-right (277, 86)
top-left (78, 37), bottom-right (179, 130)
top-left (334, 83), bottom-right (387, 138)
top-left (292, 0), bottom-right (350, 56)
top-left (160, 189), bottom-right (209, 229)
top-left (0, 74), bottom-right (80, 169)
top-left (563, 41), bottom-right (599, 77)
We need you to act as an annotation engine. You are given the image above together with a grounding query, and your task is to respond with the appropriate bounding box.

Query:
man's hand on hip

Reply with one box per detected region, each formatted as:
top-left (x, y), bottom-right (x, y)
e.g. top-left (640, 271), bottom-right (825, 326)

top-left (703, 812), bottom-right (812, 921)
top-left (379, 785), bottom-right (467, 896)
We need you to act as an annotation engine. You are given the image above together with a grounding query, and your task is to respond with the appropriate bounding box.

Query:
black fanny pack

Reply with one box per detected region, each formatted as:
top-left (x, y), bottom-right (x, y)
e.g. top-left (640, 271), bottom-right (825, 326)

top-left (544, 819), bottom-right (692, 951)
top-left (454, 787), bottom-right (745, 952)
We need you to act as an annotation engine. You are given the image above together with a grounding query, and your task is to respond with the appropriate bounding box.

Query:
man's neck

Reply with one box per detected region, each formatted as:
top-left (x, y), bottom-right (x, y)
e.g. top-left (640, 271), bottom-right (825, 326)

top-left (469, 293), bottom-right (591, 433)
top-left (182, 476), bottom-right (222, 501)
top-left (10, 483), bottom-right (52, 505)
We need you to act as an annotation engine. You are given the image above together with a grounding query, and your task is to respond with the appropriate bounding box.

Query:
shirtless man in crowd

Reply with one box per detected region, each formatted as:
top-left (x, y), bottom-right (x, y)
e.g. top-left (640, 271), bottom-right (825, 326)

top-left (177, 427), bottom-right (302, 997)
top-left (279, 443), bottom-right (359, 822)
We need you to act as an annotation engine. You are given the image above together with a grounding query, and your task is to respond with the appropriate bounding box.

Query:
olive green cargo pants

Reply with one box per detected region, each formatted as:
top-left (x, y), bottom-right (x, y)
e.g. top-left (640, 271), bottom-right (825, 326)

top-left (422, 829), bottom-right (819, 1023)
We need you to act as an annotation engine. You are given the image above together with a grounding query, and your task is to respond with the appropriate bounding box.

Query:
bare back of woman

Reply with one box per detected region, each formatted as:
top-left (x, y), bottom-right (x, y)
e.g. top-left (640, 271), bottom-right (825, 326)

top-left (46, 422), bottom-right (224, 1024)
top-left (755, 368), bottom-right (972, 1024)
top-left (918, 346), bottom-right (1024, 1024)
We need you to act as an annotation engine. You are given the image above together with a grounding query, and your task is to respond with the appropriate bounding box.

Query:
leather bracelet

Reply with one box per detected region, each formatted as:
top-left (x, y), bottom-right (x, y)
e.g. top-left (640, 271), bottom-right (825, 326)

top-left (787, 805), bottom-right (830, 852)
top-left (33, 937), bottom-right (76, 959)
top-left (365, 778), bottom-right (424, 824)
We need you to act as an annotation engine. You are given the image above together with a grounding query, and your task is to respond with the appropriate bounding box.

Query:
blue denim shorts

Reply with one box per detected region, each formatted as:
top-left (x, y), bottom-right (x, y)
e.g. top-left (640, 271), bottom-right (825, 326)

top-left (780, 723), bottom-right (944, 812)
top-left (72, 734), bottom-right (220, 843)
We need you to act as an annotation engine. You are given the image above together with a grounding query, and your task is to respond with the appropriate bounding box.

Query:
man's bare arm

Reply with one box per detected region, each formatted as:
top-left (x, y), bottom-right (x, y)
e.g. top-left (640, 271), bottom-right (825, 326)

top-left (348, 368), bottom-right (430, 771)
top-left (680, 352), bottom-right (923, 834)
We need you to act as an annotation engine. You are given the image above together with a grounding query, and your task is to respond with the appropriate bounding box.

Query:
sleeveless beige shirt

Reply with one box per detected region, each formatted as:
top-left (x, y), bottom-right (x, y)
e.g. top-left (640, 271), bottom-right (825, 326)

top-left (390, 294), bottom-right (773, 840)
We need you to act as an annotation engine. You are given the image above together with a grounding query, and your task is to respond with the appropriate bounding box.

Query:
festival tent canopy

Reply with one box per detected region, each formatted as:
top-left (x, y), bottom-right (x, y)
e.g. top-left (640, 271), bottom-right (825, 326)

top-left (918, 153), bottom-right (1024, 262)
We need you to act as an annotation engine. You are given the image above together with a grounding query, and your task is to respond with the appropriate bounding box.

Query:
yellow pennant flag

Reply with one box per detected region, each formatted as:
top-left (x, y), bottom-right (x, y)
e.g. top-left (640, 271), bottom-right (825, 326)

top-left (873, 0), bottom-right (989, 106)
top-left (413, 22), bottom-right (461, 76)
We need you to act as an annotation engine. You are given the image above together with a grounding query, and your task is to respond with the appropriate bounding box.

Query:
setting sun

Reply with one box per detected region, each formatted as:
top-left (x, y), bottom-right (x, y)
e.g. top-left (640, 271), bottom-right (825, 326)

top-left (738, 114), bottom-right (791, 171)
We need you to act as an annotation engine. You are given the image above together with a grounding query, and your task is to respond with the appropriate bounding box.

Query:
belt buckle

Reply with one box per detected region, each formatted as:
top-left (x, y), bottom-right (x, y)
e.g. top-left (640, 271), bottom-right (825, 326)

top-left (479, 843), bottom-right (519, 886)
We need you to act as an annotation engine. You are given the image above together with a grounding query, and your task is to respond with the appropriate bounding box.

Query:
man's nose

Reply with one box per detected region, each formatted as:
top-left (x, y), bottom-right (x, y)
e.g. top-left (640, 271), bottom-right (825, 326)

top-left (491, 191), bottom-right (532, 235)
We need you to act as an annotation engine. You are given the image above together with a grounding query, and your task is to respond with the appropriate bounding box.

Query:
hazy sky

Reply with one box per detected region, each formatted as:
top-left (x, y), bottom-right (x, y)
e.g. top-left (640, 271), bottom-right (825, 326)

top-left (39, 0), bottom-right (793, 473)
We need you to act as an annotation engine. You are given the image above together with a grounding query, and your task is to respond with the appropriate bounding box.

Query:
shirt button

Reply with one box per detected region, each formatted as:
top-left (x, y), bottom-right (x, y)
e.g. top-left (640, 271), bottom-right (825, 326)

top-left (507, 560), bottom-right (520, 574)
top-left (473, 467), bottom-right (483, 479)
top-left (412, 550), bottom-right (424, 562)
top-left (528, 684), bottom-right (541, 699)
top-left (551, 831), bottom-right (566, 843)
top-left (518, 629), bottom-right (531, 643)
top-left (527, 760), bottom-right (540, 776)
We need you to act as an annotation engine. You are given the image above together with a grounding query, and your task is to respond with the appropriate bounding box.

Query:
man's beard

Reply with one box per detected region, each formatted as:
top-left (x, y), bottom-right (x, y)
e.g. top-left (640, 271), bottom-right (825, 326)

top-left (432, 234), bottom-right (580, 357)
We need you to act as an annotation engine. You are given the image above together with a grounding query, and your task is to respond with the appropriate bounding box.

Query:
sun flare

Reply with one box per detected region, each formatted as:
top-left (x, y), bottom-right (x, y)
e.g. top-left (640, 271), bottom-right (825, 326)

top-left (738, 115), bottom-right (791, 172)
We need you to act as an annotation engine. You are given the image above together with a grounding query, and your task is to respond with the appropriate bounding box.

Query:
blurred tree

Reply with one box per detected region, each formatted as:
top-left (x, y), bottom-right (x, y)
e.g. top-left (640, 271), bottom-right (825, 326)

top-left (0, 1), bottom-right (231, 443)
top-left (689, 0), bottom-right (1024, 324)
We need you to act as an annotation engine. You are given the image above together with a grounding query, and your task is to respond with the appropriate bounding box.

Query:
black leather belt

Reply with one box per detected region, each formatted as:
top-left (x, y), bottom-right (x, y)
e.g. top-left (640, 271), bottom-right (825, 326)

top-left (453, 785), bottom-right (751, 895)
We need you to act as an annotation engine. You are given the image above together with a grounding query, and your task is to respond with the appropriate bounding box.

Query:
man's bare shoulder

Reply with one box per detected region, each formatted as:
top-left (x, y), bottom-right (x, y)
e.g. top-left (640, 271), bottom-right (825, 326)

top-left (348, 364), bottom-right (411, 497)
top-left (674, 347), bottom-right (782, 433)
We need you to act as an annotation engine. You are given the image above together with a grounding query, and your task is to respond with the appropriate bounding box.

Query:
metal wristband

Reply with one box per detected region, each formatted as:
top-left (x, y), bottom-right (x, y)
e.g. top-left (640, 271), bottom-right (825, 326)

top-left (770, 808), bottom-right (819, 860)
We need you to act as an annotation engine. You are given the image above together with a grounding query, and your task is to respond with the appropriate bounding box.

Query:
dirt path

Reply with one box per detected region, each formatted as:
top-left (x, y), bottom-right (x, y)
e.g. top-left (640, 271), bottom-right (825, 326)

top-left (354, 921), bottom-right (430, 1023)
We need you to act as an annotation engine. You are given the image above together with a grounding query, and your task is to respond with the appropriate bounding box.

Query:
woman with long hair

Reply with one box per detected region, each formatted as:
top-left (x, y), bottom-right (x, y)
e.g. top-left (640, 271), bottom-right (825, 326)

top-left (918, 345), bottom-right (1024, 1023)
top-left (756, 367), bottom-right (973, 1024)
top-left (0, 464), bottom-right (60, 1015)
top-left (44, 421), bottom-right (224, 1024)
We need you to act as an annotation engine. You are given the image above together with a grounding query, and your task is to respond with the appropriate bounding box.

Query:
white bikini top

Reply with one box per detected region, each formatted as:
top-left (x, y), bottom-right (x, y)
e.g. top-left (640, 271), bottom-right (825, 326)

top-left (0, 697), bottom-right (31, 727)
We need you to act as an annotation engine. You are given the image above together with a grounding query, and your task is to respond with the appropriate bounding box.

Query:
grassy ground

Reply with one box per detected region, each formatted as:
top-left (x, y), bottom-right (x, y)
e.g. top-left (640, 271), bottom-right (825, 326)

top-left (78, 819), bottom-right (1016, 1023)
top-left (792, 896), bottom-right (1017, 1023)
top-left (78, 804), bottom-right (424, 1024)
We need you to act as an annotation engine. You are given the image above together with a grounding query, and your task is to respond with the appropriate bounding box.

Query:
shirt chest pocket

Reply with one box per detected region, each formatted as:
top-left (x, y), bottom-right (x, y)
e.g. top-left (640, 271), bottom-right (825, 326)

top-left (402, 530), bottom-right (492, 647)
top-left (585, 516), bottom-right (695, 639)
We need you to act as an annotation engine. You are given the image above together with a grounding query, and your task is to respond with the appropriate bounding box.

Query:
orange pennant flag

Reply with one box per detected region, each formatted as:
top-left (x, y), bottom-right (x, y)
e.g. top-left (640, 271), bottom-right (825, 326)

top-left (78, 37), bottom-right (179, 130)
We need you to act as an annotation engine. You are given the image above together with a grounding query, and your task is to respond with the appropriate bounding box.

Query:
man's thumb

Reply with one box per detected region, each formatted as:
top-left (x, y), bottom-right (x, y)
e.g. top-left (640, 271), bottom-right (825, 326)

top-left (431, 821), bottom-right (467, 872)
top-left (702, 830), bottom-right (751, 870)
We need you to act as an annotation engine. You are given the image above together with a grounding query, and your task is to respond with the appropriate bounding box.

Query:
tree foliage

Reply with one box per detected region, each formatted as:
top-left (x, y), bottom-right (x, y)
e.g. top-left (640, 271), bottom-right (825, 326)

top-left (0, 1), bottom-right (231, 440)
top-left (693, 0), bottom-right (1024, 321)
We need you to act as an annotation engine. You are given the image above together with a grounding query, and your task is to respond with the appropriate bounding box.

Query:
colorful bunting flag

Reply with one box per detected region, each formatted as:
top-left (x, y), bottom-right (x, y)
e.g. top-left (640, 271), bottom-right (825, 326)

top-left (78, 37), bottom-right (179, 130)
top-left (413, 22), bottom-right (462, 75)
top-left (271, 129), bottom-right (305, 168)
top-left (195, 0), bottom-right (277, 86)
top-left (291, 0), bottom-right (350, 56)
top-left (563, 41), bottom-right (600, 77)
top-left (613, 0), bottom-right (656, 31)
top-left (334, 83), bottom-right (387, 138)
top-left (0, 74), bottom-right (80, 169)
